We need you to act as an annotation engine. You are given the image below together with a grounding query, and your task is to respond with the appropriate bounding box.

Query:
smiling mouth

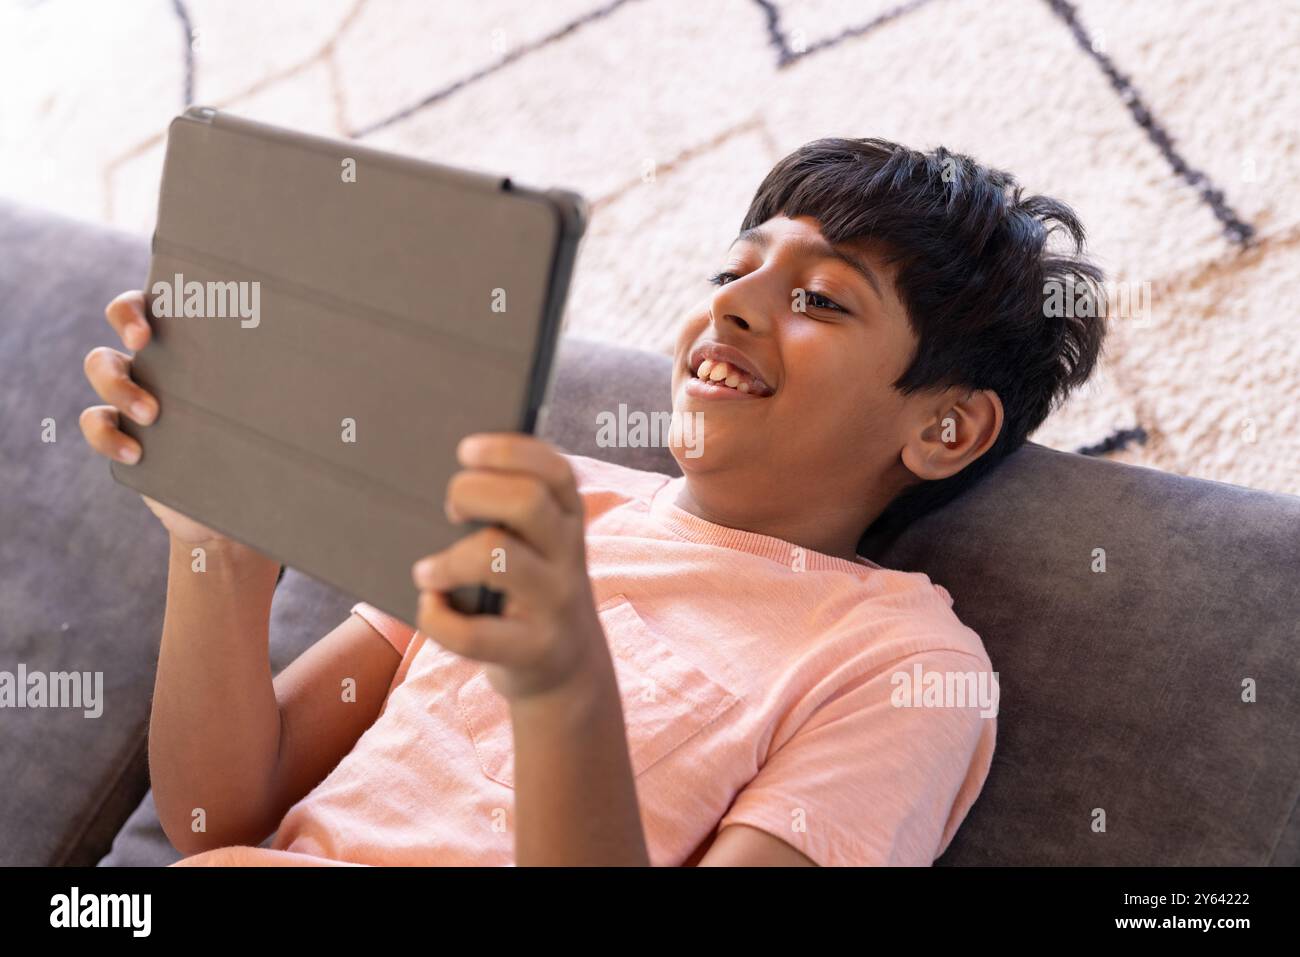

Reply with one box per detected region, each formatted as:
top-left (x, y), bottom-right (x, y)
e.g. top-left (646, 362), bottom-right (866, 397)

top-left (686, 347), bottom-right (775, 397)
top-left (694, 358), bottom-right (758, 394)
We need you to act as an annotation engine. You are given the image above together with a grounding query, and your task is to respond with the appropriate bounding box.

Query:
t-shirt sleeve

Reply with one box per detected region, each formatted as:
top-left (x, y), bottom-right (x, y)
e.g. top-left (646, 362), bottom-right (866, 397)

top-left (716, 647), bottom-right (997, 866)
top-left (350, 602), bottom-right (417, 657)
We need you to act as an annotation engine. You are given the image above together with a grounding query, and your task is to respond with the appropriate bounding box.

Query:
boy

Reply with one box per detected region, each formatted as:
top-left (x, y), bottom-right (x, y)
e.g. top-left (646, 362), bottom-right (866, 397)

top-left (80, 137), bottom-right (1105, 866)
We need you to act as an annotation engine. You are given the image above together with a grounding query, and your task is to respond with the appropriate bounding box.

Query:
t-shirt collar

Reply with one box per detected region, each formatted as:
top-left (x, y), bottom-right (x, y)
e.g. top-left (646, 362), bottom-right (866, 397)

top-left (649, 475), bottom-right (882, 576)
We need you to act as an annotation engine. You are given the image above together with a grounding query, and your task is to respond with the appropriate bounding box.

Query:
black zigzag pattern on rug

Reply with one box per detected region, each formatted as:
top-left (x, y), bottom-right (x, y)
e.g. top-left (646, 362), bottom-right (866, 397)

top-left (752, 0), bottom-right (938, 65)
top-left (351, 0), bottom-right (642, 138)
top-left (1044, 0), bottom-right (1256, 247)
top-left (171, 0), bottom-right (195, 108)
top-left (1074, 427), bottom-right (1148, 457)
top-left (164, 0), bottom-right (1262, 253)
top-left (161, 0), bottom-right (1184, 460)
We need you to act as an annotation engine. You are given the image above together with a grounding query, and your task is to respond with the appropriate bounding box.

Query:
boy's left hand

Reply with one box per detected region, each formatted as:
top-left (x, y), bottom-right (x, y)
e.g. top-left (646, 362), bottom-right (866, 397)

top-left (412, 433), bottom-right (606, 702)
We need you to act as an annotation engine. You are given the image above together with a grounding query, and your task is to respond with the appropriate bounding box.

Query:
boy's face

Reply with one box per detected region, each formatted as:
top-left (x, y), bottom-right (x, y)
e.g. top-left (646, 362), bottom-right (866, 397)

top-left (669, 215), bottom-right (920, 501)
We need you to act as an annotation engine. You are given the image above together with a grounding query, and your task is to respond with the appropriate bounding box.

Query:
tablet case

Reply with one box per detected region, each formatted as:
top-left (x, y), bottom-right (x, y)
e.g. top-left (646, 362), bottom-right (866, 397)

top-left (111, 107), bottom-right (587, 624)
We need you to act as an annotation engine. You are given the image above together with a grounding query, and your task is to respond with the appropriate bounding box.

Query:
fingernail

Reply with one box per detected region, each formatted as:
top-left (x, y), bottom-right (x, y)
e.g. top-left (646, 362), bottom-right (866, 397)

top-left (131, 401), bottom-right (154, 425)
top-left (117, 445), bottom-right (140, 465)
top-left (412, 557), bottom-right (437, 586)
top-left (127, 326), bottom-right (147, 350)
top-left (457, 435), bottom-right (483, 461)
top-left (444, 499), bottom-right (463, 523)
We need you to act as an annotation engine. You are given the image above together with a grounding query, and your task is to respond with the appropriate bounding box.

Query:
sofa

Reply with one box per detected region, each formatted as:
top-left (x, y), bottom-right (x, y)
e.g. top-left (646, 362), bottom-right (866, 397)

top-left (2, 199), bottom-right (1297, 866)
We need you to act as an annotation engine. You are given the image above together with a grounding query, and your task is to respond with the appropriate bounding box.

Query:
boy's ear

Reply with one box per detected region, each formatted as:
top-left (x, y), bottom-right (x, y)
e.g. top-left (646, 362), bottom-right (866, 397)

top-left (899, 387), bottom-right (1004, 482)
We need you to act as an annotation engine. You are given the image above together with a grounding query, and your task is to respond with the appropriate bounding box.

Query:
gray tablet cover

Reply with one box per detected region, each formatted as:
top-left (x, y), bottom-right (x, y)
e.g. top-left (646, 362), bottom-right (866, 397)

top-left (111, 108), bottom-right (587, 624)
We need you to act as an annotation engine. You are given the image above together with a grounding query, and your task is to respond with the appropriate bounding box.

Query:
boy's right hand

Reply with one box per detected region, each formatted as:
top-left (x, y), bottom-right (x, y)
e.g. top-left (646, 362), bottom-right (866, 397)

top-left (80, 290), bottom-right (232, 549)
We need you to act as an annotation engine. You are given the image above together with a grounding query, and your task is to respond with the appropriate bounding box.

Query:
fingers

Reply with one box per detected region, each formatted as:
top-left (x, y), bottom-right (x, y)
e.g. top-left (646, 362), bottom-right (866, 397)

top-left (413, 525), bottom-right (554, 609)
top-left (417, 435), bottom-right (597, 681)
top-left (446, 434), bottom-right (583, 562)
top-left (85, 292), bottom-right (157, 461)
top-left (105, 290), bottom-right (151, 352)
top-left (83, 346), bottom-right (157, 426)
top-left (444, 470), bottom-right (570, 559)
top-left (79, 405), bottom-right (141, 464)
top-left (415, 591), bottom-right (535, 669)
top-left (456, 434), bottom-right (582, 515)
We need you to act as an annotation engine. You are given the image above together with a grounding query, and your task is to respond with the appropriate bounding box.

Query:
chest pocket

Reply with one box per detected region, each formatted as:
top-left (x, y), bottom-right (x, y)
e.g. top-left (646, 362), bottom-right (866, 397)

top-left (457, 594), bottom-right (739, 788)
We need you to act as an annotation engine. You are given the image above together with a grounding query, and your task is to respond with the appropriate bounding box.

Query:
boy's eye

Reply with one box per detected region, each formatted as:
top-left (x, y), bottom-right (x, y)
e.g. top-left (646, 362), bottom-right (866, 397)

top-left (804, 291), bottom-right (846, 313)
top-left (707, 273), bottom-right (847, 314)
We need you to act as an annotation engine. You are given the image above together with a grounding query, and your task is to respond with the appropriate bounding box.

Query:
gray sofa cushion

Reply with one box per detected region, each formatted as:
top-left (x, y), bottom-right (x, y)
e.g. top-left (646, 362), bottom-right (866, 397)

top-left (1, 202), bottom-right (165, 866)
top-left (888, 445), bottom-right (1300, 865)
top-left (4, 201), bottom-right (1297, 866)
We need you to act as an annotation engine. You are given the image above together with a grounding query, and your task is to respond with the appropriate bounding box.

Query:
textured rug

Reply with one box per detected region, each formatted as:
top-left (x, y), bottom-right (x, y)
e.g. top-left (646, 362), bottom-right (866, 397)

top-left (3, 0), bottom-right (1296, 493)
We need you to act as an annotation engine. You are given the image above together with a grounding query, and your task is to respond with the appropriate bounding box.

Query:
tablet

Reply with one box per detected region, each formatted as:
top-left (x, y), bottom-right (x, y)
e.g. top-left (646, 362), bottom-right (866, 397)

top-left (111, 107), bottom-right (587, 622)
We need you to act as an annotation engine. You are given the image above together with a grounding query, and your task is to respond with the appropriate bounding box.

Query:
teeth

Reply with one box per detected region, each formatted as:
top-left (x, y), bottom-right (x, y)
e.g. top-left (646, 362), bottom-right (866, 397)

top-left (693, 355), bottom-right (762, 394)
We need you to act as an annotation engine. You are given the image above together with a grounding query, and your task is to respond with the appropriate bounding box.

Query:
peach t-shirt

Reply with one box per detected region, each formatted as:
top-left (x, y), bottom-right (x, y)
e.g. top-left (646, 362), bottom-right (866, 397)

top-left (175, 454), bottom-right (997, 867)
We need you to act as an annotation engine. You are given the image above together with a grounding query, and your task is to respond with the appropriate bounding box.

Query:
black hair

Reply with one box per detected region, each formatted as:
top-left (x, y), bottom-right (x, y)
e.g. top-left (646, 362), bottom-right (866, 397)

top-left (740, 137), bottom-right (1107, 549)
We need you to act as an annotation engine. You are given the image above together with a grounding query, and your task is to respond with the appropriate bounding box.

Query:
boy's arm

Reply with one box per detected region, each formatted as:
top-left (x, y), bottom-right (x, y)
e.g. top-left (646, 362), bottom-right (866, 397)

top-left (263, 610), bottom-right (401, 834)
top-left (696, 825), bottom-right (817, 866)
top-left (412, 433), bottom-right (651, 866)
top-left (510, 659), bottom-right (816, 866)
top-left (507, 641), bottom-right (648, 866)
top-left (86, 290), bottom-right (401, 856)
top-left (508, 670), bottom-right (813, 866)
top-left (150, 538), bottom-right (398, 855)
